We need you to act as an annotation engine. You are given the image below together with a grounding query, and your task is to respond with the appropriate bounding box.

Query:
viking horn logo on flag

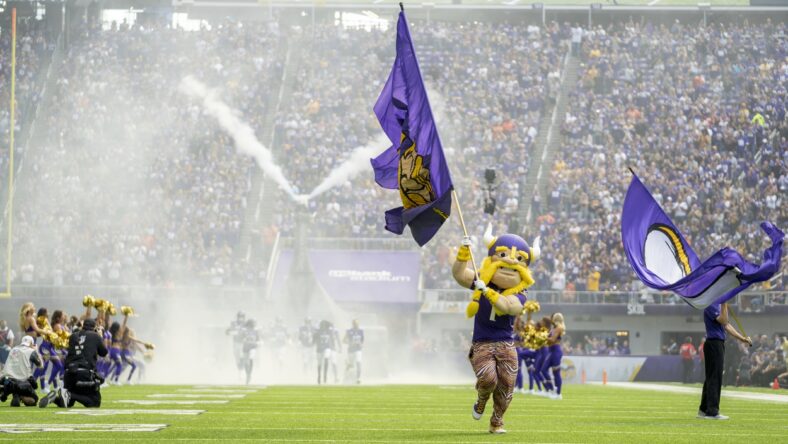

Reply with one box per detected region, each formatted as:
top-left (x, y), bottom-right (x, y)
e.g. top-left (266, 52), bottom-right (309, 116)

top-left (370, 9), bottom-right (453, 247)
top-left (621, 173), bottom-right (784, 309)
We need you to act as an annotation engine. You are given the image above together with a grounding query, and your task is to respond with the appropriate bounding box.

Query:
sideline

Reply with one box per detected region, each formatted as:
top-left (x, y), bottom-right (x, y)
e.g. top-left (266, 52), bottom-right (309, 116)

top-left (590, 381), bottom-right (788, 403)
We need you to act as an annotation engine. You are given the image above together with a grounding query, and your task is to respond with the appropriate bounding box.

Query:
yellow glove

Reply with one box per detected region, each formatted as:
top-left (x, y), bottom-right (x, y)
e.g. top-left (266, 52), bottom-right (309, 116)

top-left (456, 245), bottom-right (471, 262)
top-left (485, 288), bottom-right (501, 305)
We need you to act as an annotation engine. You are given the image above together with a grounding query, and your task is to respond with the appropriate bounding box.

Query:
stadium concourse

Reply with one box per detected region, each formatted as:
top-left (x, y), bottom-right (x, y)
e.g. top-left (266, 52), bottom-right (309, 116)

top-left (0, 0), bottom-right (785, 441)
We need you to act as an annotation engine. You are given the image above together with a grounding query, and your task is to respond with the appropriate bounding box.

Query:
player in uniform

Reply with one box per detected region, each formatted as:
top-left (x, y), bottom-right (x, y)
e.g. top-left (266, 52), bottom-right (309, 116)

top-left (298, 318), bottom-right (316, 374)
top-left (226, 312), bottom-right (247, 380)
top-left (240, 319), bottom-right (260, 385)
top-left (344, 320), bottom-right (364, 384)
top-left (314, 320), bottom-right (339, 384)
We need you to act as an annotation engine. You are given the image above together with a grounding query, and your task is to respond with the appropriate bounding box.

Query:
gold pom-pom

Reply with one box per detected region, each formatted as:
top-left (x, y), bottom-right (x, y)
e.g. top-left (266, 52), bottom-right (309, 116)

top-left (523, 300), bottom-right (541, 314)
top-left (83, 295), bottom-right (95, 308)
top-left (145, 342), bottom-right (155, 350)
top-left (107, 303), bottom-right (117, 316)
top-left (121, 306), bottom-right (135, 316)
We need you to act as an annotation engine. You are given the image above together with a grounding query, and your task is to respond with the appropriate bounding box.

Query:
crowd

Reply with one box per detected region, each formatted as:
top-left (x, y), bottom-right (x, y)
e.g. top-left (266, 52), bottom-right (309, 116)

top-left (270, 21), bottom-right (566, 259)
top-left (537, 19), bottom-right (787, 293)
top-left (1, 16), bottom-right (785, 295)
top-left (728, 334), bottom-right (788, 388)
top-left (10, 20), bottom-right (283, 285)
top-left (0, 19), bottom-right (52, 198)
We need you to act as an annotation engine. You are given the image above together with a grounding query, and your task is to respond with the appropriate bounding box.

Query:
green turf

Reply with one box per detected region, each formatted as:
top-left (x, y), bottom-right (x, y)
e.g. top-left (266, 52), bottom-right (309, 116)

top-left (298, 0), bottom-right (753, 7)
top-left (1, 384), bottom-right (786, 442)
top-left (662, 382), bottom-right (788, 394)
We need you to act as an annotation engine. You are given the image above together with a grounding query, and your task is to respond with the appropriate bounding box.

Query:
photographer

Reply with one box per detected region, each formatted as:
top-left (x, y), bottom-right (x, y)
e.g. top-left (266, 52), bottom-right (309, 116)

top-left (0, 335), bottom-right (42, 407)
top-left (39, 318), bottom-right (107, 408)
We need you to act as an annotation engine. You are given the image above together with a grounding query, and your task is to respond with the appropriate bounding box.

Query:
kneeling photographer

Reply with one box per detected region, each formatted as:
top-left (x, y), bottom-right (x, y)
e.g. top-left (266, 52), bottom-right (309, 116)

top-left (40, 318), bottom-right (107, 408)
top-left (0, 335), bottom-right (42, 407)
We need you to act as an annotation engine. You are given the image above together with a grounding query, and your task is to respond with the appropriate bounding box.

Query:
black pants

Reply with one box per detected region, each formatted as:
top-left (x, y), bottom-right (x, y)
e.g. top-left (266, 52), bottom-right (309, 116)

top-left (0, 377), bottom-right (38, 404)
top-left (700, 339), bottom-right (724, 416)
top-left (682, 359), bottom-right (694, 383)
top-left (64, 367), bottom-right (102, 408)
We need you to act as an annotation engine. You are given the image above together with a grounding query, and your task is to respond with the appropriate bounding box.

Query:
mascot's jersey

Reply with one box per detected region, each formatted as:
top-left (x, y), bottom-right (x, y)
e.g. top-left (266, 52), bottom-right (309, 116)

top-left (472, 284), bottom-right (526, 342)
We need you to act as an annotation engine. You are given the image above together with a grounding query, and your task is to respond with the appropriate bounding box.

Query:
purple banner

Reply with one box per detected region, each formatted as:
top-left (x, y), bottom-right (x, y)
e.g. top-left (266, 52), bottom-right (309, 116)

top-left (307, 250), bottom-right (420, 304)
top-left (272, 249), bottom-right (421, 304)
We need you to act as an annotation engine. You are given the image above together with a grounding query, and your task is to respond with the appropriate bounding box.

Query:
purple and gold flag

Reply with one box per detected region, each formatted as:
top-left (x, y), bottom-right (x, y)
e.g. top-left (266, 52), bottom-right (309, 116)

top-left (371, 10), bottom-right (453, 247)
top-left (621, 173), bottom-right (784, 309)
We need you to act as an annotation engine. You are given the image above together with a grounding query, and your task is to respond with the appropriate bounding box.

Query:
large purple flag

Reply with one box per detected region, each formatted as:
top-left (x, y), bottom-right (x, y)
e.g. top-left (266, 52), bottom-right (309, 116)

top-left (370, 10), bottom-right (453, 247)
top-left (621, 174), bottom-right (783, 309)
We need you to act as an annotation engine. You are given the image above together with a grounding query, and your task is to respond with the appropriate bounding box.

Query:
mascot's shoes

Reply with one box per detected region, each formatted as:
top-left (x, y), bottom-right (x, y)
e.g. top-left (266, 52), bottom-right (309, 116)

top-left (489, 425), bottom-right (507, 434)
top-left (38, 390), bottom-right (58, 408)
top-left (472, 402), bottom-right (484, 420)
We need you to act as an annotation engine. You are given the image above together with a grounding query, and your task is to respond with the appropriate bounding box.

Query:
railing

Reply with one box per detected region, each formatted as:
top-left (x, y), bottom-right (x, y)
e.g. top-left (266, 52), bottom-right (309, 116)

top-left (1, 284), bottom-right (259, 302)
top-left (278, 237), bottom-right (417, 251)
top-left (419, 289), bottom-right (788, 313)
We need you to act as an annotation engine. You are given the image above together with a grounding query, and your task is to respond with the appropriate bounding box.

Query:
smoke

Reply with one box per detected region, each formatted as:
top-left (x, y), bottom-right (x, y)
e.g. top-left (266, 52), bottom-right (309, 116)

top-left (178, 76), bottom-right (302, 202)
top-left (306, 134), bottom-right (390, 200)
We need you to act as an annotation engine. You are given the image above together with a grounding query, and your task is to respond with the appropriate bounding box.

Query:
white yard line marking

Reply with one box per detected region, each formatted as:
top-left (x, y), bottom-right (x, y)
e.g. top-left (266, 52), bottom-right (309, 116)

top-left (138, 426), bottom-right (786, 437)
top-left (647, 0), bottom-right (661, 5)
top-left (56, 409), bottom-right (204, 416)
top-left (0, 424), bottom-right (167, 433)
top-left (191, 385), bottom-right (266, 389)
top-left (594, 382), bottom-right (788, 403)
top-left (114, 400), bottom-right (229, 405)
top-left (177, 389), bottom-right (257, 394)
top-left (147, 394), bottom-right (245, 399)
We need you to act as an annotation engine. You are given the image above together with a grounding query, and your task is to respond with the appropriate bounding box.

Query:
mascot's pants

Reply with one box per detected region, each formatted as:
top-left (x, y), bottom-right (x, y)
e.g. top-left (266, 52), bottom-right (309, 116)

top-left (469, 341), bottom-right (518, 428)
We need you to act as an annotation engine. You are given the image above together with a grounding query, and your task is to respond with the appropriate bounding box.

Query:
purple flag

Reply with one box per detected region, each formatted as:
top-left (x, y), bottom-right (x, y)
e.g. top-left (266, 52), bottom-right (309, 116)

top-left (621, 174), bottom-right (783, 309)
top-left (370, 10), bottom-right (453, 247)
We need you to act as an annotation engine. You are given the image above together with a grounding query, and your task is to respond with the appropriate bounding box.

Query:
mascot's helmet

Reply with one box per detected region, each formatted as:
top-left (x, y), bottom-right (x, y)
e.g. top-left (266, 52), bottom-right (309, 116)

top-left (483, 224), bottom-right (541, 266)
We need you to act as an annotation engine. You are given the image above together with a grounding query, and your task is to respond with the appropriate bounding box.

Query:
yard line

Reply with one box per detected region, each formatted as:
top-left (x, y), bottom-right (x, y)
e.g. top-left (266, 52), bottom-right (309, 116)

top-left (113, 399), bottom-right (229, 405)
top-left (147, 394), bottom-right (245, 399)
top-left (120, 426), bottom-right (787, 437)
top-left (594, 382), bottom-right (788, 403)
top-left (56, 409), bottom-right (204, 416)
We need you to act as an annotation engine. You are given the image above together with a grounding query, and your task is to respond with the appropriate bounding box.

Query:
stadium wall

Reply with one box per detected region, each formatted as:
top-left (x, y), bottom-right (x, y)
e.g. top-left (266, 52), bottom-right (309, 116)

top-left (419, 312), bottom-right (787, 355)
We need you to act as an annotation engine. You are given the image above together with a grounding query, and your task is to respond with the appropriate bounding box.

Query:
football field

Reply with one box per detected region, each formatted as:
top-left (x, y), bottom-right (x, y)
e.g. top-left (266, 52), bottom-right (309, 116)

top-left (0, 384), bottom-right (786, 442)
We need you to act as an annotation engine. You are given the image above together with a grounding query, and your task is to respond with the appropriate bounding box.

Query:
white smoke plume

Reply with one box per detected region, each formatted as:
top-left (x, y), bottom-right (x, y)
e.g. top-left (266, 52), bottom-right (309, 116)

top-left (178, 76), bottom-right (301, 201)
top-left (306, 134), bottom-right (390, 200)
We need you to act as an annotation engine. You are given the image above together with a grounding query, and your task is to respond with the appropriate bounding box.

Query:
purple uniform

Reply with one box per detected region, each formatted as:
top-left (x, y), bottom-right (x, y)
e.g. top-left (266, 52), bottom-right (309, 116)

top-left (472, 285), bottom-right (526, 343)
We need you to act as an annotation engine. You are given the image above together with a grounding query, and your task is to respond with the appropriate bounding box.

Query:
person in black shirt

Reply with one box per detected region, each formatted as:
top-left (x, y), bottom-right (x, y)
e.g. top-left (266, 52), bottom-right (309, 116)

top-left (39, 318), bottom-right (108, 408)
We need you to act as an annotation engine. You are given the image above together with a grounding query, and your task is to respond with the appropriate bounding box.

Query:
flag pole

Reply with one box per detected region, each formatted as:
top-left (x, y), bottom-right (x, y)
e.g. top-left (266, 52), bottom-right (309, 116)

top-left (452, 189), bottom-right (479, 278)
top-left (729, 306), bottom-right (749, 346)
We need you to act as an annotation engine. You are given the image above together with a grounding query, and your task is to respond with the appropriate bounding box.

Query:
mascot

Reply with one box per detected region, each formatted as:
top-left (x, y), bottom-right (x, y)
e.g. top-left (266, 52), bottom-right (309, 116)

top-left (452, 224), bottom-right (540, 434)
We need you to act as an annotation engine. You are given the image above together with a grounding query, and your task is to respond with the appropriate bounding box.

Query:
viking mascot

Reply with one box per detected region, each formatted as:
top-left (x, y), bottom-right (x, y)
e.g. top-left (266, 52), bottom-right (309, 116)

top-left (452, 224), bottom-right (540, 434)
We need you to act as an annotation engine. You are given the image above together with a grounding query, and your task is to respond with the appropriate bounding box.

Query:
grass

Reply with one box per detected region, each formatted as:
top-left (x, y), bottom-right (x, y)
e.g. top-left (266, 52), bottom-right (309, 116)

top-left (289, 0), bottom-right (753, 7)
top-left (0, 384), bottom-right (786, 442)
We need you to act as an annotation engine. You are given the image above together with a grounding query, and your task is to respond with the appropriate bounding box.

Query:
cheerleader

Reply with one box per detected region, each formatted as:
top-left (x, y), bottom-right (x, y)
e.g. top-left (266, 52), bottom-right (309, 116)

top-left (532, 317), bottom-right (552, 397)
top-left (540, 313), bottom-right (566, 400)
top-left (120, 327), bottom-right (154, 385)
top-left (515, 303), bottom-right (541, 395)
top-left (33, 308), bottom-right (58, 393)
top-left (18, 303), bottom-right (48, 338)
top-left (108, 310), bottom-right (130, 384)
top-left (47, 310), bottom-right (68, 389)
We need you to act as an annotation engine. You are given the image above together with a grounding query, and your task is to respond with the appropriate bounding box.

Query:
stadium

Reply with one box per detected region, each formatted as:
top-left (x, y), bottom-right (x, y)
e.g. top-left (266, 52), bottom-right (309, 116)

top-left (0, 0), bottom-right (785, 441)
